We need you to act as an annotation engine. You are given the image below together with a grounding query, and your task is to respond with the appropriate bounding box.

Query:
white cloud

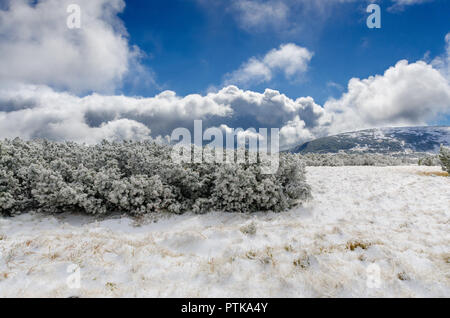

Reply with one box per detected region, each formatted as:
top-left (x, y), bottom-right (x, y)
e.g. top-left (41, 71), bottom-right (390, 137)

top-left (0, 84), bottom-right (223, 142)
top-left (200, 1), bottom-right (435, 35)
top-left (264, 44), bottom-right (313, 77)
top-left (225, 43), bottom-right (313, 86)
top-left (0, 0), bottom-right (151, 94)
top-left (0, 83), bottom-right (324, 147)
top-left (225, 58), bottom-right (272, 87)
top-left (210, 86), bottom-right (328, 131)
top-left (390, 0), bottom-right (431, 6)
top-left (279, 116), bottom-right (314, 148)
top-left (327, 81), bottom-right (344, 91)
top-left (388, 0), bottom-right (433, 11)
top-left (219, 124), bottom-right (265, 145)
top-left (324, 60), bottom-right (450, 134)
top-left (207, 0), bottom-right (434, 33)
top-left (432, 33), bottom-right (450, 80)
top-left (391, 0), bottom-right (430, 4)
top-left (1, 57), bottom-right (449, 149)
top-left (221, 0), bottom-right (361, 33)
top-left (231, 0), bottom-right (289, 31)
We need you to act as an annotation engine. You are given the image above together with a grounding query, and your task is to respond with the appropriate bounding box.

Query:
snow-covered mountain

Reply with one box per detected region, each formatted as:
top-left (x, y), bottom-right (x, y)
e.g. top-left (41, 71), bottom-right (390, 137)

top-left (290, 126), bottom-right (450, 154)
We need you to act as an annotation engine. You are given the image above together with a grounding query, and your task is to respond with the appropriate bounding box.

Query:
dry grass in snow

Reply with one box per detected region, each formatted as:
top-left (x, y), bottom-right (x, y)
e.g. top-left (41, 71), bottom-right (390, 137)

top-left (0, 166), bottom-right (449, 297)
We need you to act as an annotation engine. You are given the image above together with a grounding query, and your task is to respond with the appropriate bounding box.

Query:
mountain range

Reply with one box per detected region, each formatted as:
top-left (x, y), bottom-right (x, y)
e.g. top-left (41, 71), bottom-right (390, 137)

top-left (289, 126), bottom-right (450, 154)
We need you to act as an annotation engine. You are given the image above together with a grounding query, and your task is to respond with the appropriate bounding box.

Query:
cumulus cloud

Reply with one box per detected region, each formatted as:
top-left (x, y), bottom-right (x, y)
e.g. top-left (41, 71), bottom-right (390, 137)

top-left (225, 43), bottom-right (313, 86)
top-left (219, 124), bottom-right (265, 146)
top-left (0, 83), bottom-right (324, 147)
top-left (1, 56), bottom-right (449, 149)
top-left (324, 60), bottom-right (450, 134)
top-left (0, 0), bottom-right (150, 94)
top-left (0, 83), bottom-right (232, 143)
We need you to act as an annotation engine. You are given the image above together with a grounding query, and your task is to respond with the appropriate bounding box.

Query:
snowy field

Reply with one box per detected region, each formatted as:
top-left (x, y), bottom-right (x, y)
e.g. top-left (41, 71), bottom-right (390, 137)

top-left (0, 166), bottom-right (448, 297)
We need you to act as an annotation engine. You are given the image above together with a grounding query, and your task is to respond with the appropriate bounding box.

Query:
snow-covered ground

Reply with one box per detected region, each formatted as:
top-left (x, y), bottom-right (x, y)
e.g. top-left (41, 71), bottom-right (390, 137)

top-left (0, 166), bottom-right (448, 297)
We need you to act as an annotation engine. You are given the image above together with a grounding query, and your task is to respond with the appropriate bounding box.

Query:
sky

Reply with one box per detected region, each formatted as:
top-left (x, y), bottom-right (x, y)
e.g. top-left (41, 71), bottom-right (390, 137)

top-left (0, 0), bottom-right (449, 148)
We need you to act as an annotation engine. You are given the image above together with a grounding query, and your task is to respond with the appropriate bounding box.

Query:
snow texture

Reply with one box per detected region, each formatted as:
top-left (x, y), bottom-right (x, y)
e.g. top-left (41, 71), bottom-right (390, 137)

top-left (0, 166), bottom-right (448, 297)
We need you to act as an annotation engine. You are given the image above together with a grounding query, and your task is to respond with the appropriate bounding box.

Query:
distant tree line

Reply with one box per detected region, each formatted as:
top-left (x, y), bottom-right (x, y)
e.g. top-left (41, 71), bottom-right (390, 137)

top-left (298, 153), bottom-right (417, 167)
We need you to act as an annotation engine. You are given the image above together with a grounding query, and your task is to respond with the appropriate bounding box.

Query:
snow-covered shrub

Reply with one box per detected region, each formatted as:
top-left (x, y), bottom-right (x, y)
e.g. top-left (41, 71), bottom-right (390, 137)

top-left (0, 139), bottom-right (311, 216)
top-left (299, 153), bottom-right (415, 167)
top-left (418, 155), bottom-right (441, 166)
top-left (439, 145), bottom-right (450, 173)
top-left (210, 154), bottom-right (310, 213)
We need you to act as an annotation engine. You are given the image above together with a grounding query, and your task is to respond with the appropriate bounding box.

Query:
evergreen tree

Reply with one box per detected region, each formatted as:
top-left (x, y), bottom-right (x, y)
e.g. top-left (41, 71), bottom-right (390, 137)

top-left (439, 145), bottom-right (450, 173)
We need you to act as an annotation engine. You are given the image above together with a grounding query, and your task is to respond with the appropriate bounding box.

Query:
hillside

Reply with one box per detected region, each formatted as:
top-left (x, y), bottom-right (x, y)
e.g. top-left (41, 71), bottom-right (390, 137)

top-left (290, 126), bottom-right (450, 154)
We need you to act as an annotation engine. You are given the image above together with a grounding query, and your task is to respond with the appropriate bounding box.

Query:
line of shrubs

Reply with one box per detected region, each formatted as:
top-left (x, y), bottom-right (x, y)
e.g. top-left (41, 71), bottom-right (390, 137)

top-left (298, 152), bottom-right (417, 167)
top-left (298, 146), bottom-right (450, 172)
top-left (0, 139), bottom-right (311, 216)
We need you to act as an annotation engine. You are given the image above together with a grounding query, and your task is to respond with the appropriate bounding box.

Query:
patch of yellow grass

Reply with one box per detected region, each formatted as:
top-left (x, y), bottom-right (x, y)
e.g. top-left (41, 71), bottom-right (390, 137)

top-left (245, 251), bottom-right (257, 260)
top-left (244, 248), bottom-right (276, 265)
top-left (105, 282), bottom-right (118, 291)
top-left (346, 241), bottom-right (372, 251)
top-left (293, 256), bottom-right (310, 269)
top-left (417, 171), bottom-right (449, 177)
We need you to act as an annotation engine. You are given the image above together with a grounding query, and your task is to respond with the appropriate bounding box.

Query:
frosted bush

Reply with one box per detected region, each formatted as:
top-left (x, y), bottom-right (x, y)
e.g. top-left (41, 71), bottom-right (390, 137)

top-left (418, 155), bottom-right (441, 166)
top-left (0, 139), bottom-right (311, 216)
top-left (439, 145), bottom-right (450, 173)
top-left (299, 153), bottom-right (416, 167)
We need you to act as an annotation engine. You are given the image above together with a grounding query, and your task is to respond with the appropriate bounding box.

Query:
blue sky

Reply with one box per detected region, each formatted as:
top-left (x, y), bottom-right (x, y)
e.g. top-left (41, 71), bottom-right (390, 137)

top-left (121, 0), bottom-right (449, 104)
top-left (0, 0), bottom-right (449, 147)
